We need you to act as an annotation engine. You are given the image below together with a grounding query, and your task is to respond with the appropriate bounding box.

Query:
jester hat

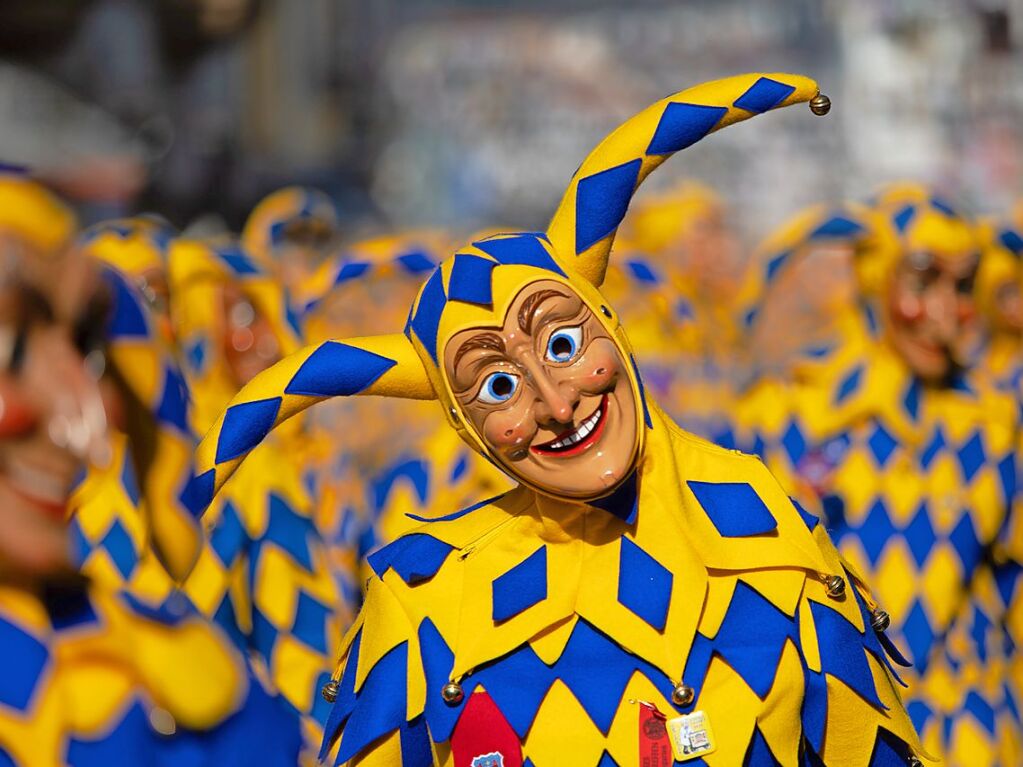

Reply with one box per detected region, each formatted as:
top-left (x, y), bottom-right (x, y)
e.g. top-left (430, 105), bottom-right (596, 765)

top-left (0, 168), bottom-right (77, 257)
top-left (242, 186), bottom-right (340, 264)
top-left (975, 220), bottom-right (1023, 329)
top-left (195, 74), bottom-right (827, 506)
top-left (168, 237), bottom-right (303, 435)
top-left (80, 217), bottom-right (175, 281)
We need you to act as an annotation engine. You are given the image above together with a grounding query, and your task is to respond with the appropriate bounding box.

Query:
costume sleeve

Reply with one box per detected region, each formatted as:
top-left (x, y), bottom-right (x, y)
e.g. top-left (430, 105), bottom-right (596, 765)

top-left (320, 571), bottom-right (433, 767)
top-left (797, 519), bottom-right (931, 765)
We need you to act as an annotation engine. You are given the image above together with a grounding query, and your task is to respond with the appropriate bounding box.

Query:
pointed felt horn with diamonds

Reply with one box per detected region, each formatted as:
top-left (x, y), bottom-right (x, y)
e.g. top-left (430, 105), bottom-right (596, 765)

top-left (546, 73), bottom-right (826, 287)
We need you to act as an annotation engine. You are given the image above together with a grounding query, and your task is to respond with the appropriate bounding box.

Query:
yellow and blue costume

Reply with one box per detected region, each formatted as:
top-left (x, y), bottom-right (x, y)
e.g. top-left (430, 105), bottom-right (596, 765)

top-left (734, 194), bottom-right (1021, 766)
top-left (975, 222), bottom-right (1023, 396)
top-left (0, 579), bottom-right (304, 766)
top-left (0, 175), bottom-right (302, 767)
top-left (72, 226), bottom-right (202, 591)
top-left (242, 186), bottom-right (339, 265)
top-left (195, 74), bottom-right (925, 766)
top-left (168, 239), bottom-right (349, 745)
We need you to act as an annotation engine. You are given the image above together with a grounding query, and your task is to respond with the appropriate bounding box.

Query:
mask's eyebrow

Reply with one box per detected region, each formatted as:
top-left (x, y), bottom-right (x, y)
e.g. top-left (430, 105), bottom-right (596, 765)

top-left (453, 331), bottom-right (506, 371)
top-left (517, 289), bottom-right (572, 335)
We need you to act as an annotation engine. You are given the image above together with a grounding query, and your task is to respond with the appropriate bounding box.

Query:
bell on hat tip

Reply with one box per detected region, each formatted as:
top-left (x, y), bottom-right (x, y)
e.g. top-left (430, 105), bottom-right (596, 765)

top-left (870, 608), bottom-right (891, 633)
top-left (321, 679), bottom-right (340, 703)
top-left (441, 681), bottom-right (464, 705)
top-left (671, 683), bottom-right (695, 707)
top-left (809, 92), bottom-right (831, 116)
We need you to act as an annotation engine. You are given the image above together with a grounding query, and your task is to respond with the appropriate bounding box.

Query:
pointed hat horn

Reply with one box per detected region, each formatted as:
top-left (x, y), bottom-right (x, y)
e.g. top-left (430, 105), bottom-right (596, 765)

top-left (546, 73), bottom-right (826, 286)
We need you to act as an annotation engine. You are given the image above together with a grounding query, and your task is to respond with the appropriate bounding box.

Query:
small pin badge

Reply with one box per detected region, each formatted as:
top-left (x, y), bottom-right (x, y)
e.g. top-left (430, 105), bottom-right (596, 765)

top-left (666, 710), bottom-right (717, 762)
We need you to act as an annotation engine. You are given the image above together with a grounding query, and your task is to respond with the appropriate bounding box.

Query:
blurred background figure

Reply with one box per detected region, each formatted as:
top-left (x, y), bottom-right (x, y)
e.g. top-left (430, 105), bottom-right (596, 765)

top-left (242, 186), bottom-right (343, 302)
top-left (0, 170), bottom-right (303, 766)
top-left (167, 238), bottom-right (349, 756)
top-left (734, 188), bottom-right (1021, 766)
top-left (975, 221), bottom-right (1023, 397)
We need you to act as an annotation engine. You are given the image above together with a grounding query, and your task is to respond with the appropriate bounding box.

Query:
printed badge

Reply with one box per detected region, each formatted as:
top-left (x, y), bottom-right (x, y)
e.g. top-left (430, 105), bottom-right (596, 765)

top-left (666, 710), bottom-right (717, 762)
top-left (470, 753), bottom-right (504, 767)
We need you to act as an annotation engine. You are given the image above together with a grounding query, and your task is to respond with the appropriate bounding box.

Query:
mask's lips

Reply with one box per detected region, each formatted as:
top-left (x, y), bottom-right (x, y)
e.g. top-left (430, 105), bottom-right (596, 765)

top-left (531, 393), bottom-right (608, 458)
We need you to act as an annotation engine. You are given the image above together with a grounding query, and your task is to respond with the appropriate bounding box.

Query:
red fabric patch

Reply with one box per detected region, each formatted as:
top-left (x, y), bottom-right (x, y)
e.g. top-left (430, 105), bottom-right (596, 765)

top-left (638, 702), bottom-right (671, 767)
top-left (451, 691), bottom-right (524, 767)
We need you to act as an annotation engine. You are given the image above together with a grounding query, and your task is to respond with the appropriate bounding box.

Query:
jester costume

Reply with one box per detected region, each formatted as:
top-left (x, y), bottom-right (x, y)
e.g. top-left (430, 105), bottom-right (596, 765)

top-left (734, 194), bottom-right (1021, 766)
top-left (194, 74), bottom-right (924, 766)
top-left (975, 222), bottom-right (1023, 398)
top-left (167, 238), bottom-right (350, 747)
top-left (0, 175), bottom-right (301, 767)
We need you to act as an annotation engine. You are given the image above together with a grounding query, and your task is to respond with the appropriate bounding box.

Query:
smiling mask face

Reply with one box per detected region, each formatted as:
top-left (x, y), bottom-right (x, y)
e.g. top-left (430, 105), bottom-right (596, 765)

top-left (443, 278), bottom-right (639, 499)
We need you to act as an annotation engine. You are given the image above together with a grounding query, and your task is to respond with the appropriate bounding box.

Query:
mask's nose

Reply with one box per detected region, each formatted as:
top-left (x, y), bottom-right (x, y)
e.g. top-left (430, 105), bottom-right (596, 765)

top-left (528, 364), bottom-right (580, 427)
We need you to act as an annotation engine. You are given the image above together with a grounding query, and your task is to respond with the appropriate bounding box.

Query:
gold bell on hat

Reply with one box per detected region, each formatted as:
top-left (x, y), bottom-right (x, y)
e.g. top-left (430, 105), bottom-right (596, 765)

top-left (822, 573), bottom-right (846, 598)
top-left (441, 681), bottom-right (464, 705)
top-left (809, 92), bottom-right (831, 116)
top-left (870, 608), bottom-right (891, 633)
top-left (321, 679), bottom-right (340, 703)
top-left (671, 682), bottom-right (695, 707)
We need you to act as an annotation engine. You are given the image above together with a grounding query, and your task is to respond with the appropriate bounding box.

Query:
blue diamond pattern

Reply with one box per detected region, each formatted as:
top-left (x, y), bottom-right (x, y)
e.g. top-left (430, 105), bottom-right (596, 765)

top-left (155, 366), bottom-right (190, 433)
top-left (210, 500), bottom-right (246, 567)
top-left (811, 215), bottom-right (864, 239)
top-left (892, 205), bottom-right (916, 232)
top-left (904, 502), bottom-right (936, 568)
top-left (0, 615), bottom-right (48, 710)
top-left (408, 269), bottom-right (446, 364)
top-left (625, 259), bottom-right (659, 284)
top-left (781, 421), bottom-right (807, 465)
top-left (215, 397), bottom-right (282, 464)
top-left (473, 234), bottom-right (564, 275)
top-left (446, 253), bottom-right (496, 306)
top-left (284, 341), bottom-right (396, 397)
top-left (292, 591), bottom-right (331, 654)
top-left (396, 251), bottom-right (437, 274)
top-left (867, 423), bottom-right (898, 468)
top-left (102, 518), bottom-right (137, 579)
top-left (901, 600), bottom-right (935, 671)
top-left (956, 432), bottom-right (986, 483)
top-left (858, 499), bottom-right (897, 567)
top-left (103, 268), bottom-right (149, 338)
top-left (949, 512), bottom-right (982, 577)
top-left (645, 102), bottom-right (727, 155)
top-left (919, 427), bottom-right (946, 470)
top-left (732, 77), bottom-right (796, 113)
top-left (574, 159), bottom-right (642, 254)
top-left (834, 365), bottom-right (863, 405)
top-left (492, 546), bottom-right (547, 623)
top-left (764, 250), bottom-right (790, 282)
top-left (617, 537), bottom-right (673, 631)
top-left (687, 481), bottom-right (777, 538)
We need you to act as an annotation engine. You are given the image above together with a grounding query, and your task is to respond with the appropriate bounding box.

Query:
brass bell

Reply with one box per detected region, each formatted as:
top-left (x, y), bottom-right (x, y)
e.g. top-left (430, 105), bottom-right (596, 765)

top-left (321, 679), bottom-right (340, 703)
top-left (671, 683), bottom-right (695, 707)
top-left (823, 574), bottom-right (846, 598)
top-left (907, 757), bottom-right (923, 767)
top-left (809, 92), bottom-right (831, 116)
top-left (441, 681), bottom-right (464, 705)
top-left (870, 608), bottom-right (891, 633)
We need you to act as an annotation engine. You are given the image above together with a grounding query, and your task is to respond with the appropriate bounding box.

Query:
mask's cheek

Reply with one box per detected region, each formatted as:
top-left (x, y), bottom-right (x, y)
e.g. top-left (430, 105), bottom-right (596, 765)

top-left (569, 337), bottom-right (625, 394)
top-left (480, 403), bottom-right (537, 454)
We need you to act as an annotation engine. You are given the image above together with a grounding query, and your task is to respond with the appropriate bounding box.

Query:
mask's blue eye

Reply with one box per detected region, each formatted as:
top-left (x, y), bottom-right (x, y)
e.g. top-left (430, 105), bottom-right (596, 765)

top-left (478, 371), bottom-right (519, 404)
top-left (545, 326), bottom-right (582, 363)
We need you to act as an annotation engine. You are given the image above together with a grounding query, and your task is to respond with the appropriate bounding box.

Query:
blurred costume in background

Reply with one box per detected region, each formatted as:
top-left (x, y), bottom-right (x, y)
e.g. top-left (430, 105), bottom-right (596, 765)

top-left (300, 231), bottom-right (510, 595)
top-left (620, 181), bottom-right (742, 441)
top-left (168, 238), bottom-right (350, 750)
top-left (242, 186), bottom-right (342, 303)
top-left (975, 222), bottom-right (1022, 398)
top-left (196, 74), bottom-right (925, 766)
top-left (734, 188), bottom-right (1021, 766)
top-left (0, 172), bottom-right (301, 766)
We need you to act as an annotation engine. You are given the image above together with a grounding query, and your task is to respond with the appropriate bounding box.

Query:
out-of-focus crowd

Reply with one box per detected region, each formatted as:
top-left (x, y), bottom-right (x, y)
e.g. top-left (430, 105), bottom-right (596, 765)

top-left (0, 157), bottom-right (1021, 766)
